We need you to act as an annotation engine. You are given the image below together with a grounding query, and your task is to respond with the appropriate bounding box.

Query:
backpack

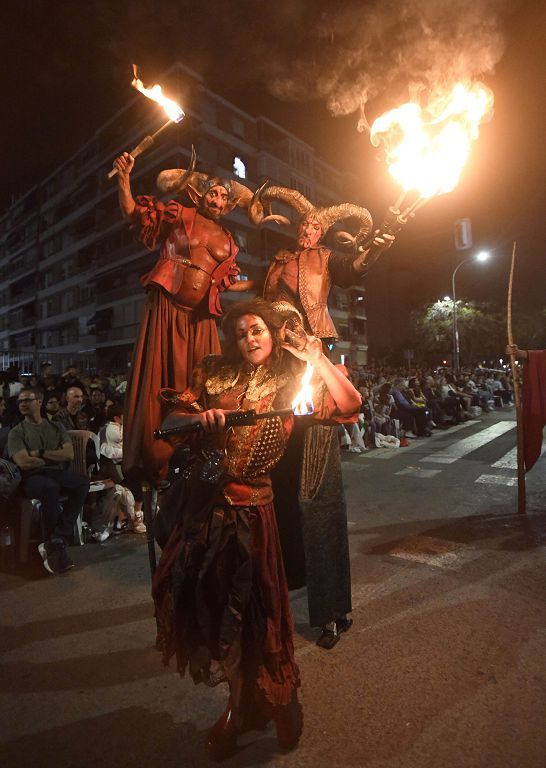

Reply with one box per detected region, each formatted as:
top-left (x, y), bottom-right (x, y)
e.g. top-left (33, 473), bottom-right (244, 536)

top-left (0, 458), bottom-right (22, 502)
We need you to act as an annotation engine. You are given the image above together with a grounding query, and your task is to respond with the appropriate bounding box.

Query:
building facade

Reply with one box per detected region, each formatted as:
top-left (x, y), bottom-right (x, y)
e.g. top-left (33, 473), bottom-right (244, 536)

top-left (0, 63), bottom-right (368, 375)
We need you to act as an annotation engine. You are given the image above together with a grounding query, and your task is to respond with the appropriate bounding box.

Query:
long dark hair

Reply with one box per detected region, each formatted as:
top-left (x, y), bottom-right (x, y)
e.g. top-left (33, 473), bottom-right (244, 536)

top-left (221, 298), bottom-right (304, 376)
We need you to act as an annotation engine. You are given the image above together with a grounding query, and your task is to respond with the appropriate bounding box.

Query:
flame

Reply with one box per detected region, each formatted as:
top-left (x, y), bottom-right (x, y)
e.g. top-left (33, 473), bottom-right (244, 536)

top-left (131, 65), bottom-right (185, 123)
top-left (370, 82), bottom-right (494, 199)
top-left (292, 362), bottom-right (314, 416)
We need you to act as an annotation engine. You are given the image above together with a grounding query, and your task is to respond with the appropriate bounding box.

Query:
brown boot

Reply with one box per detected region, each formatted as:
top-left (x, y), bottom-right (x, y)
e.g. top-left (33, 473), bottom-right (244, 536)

top-left (274, 692), bottom-right (303, 750)
top-left (206, 701), bottom-right (238, 762)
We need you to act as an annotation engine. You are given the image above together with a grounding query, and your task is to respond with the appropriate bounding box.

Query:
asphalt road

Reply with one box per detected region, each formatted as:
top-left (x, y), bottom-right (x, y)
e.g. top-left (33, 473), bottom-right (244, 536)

top-left (1, 407), bottom-right (545, 768)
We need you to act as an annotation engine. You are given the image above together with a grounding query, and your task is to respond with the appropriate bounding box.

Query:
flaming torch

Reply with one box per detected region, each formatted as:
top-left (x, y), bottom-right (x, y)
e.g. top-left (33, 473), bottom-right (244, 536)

top-left (154, 366), bottom-right (315, 440)
top-left (107, 65), bottom-right (185, 179)
top-left (366, 81), bottom-right (494, 252)
top-left (292, 362), bottom-right (315, 416)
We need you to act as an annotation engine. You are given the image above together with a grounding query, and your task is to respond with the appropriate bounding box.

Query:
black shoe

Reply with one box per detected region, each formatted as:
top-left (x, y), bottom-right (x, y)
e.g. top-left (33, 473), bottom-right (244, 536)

top-left (38, 542), bottom-right (63, 575)
top-left (58, 545), bottom-right (74, 572)
top-left (336, 616), bottom-right (353, 634)
top-left (317, 621), bottom-right (341, 649)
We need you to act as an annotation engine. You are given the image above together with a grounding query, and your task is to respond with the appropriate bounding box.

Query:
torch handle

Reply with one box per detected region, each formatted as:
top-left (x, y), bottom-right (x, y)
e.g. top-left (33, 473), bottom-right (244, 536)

top-left (154, 408), bottom-right (294, 440)
top-left (106, 135), bottom-right (155, 179)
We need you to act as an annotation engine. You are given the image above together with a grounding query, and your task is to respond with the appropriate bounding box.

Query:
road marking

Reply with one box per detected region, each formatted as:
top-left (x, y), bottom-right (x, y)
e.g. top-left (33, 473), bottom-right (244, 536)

top-left (395, 467), bottom-right (442, 478)
top-left (491, 447), bottom-right (517, 469)
top-left (348, 421), bottom-right (477, 461)
top-left (475, 474), bottom-right (517, 486)
top-left (384, 535), bottom-right (476, 570)
top-left (419, 421), bottom-right (515, 464)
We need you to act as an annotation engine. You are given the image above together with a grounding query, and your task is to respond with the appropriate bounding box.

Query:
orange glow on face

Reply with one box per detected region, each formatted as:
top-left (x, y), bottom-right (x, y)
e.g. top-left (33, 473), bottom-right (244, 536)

top-left (292, 362), bottom-right (314, 416)
top-left (131, 66), bottom-right (184, 123)
top-left (370, 82), bottom-right (494, 199)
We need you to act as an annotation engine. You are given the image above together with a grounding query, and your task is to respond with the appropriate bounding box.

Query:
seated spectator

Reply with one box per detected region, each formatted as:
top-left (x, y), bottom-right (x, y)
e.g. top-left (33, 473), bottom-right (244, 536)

top-left (54, 387), bottom-right (89, 431)
top-left (37, 361), bottom-right (59, 394)
top-left (438, 375), bottom-right (466, 423)
top-left (444, 374), bottom-right (472, 416)
top-left (391, 378), bottom-right (432, 437)
top-left (407, 378), bottom-right (436, 429)
top-left (420, 376), bottom-right (451, 425)
top-left (60, 365), bottom-right (87, 396)
top-left (499, 374), bottom-right (514, 404)
top-left (490, 373), bottom-right (512, 405)
top-left (42, 392), bottom-right (61, 421)
top-left (8, 387), bottom-right (90, 574)
top-left (2, 365), bottom-right (23, 400)
top-left (84, 387), bottom-right (108, 433)
top-left (373, 382), bottom-right (395, 436)
top-left (464, 376), bottom-right (491, 411)
top-left (98, 402), bottom-right (145, 534)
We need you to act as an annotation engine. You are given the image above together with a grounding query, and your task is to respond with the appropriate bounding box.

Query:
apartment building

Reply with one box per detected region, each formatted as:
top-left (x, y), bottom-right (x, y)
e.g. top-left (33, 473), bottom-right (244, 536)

top-left (0, 63), bottom-right (368, 374)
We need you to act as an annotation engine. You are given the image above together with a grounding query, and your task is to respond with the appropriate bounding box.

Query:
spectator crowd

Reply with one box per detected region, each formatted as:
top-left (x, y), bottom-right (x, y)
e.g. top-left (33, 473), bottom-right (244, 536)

top-left (338, 363), bottom-right (515, 452)
top-left (0, 359), bottom-right (516, 574)
top-left (0, 363), bottom-right (140, 574)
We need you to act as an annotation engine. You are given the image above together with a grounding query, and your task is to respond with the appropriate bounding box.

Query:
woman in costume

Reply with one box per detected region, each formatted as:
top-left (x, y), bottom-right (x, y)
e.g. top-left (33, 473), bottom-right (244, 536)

top-left (152, 298), bottom-right (361, 761)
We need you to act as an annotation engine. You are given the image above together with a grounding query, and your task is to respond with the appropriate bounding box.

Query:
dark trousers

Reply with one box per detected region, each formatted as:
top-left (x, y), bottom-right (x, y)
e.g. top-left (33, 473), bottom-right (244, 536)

top-left (22, 469), bottom-right (90, 544)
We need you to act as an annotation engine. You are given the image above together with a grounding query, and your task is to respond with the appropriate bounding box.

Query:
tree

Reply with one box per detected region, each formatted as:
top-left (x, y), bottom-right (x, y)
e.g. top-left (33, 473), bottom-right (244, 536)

top-left (411, 299), bottom-right (507, 365)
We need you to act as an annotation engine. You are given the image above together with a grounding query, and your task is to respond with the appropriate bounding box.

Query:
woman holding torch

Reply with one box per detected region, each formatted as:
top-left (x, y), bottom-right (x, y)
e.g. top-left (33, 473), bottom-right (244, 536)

top-left (152, 298), bottom-right (361, 761)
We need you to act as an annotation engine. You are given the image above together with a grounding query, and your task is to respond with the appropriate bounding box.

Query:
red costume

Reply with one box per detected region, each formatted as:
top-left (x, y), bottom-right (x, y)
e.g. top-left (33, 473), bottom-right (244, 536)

top-left (122, 197), bottom-right (239, 484)
top-left (522, 350), bottom-right (546, 471)
top-left (152, 356), bottom-right (357, 739)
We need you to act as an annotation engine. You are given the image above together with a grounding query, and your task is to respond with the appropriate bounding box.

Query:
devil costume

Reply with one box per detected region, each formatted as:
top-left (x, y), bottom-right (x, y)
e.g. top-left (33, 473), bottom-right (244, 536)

top-left (122, 197), bottom-right (239, 485)
top-left (152, 354), bottom-right (358, 748)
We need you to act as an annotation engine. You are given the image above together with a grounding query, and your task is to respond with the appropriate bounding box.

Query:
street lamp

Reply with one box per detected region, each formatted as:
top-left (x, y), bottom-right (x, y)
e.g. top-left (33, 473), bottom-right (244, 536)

top-left (451, 250), bottom-right (490, 370)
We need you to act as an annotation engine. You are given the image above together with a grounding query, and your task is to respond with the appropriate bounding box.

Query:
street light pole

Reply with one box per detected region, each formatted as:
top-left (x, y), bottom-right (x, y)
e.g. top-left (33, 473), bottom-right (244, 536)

top-left (451, 251), bottom-right (490, 371)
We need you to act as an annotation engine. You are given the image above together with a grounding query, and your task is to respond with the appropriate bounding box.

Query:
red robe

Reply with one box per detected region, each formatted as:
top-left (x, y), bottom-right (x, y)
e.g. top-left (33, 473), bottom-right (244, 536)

top-left (522, 350), bottom-right (546, 471)
top-left (122, 197), bottom-right (238, 484)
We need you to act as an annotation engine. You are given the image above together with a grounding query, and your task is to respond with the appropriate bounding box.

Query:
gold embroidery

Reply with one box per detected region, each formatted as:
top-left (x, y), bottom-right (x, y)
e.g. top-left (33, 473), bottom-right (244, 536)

top-left (205, 365), bottom-right (241, 395)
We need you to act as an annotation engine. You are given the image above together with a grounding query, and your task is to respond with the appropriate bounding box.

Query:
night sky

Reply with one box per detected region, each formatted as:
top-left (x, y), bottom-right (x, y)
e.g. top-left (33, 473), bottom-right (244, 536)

top-left (2, 0), bottom-right (545, 320)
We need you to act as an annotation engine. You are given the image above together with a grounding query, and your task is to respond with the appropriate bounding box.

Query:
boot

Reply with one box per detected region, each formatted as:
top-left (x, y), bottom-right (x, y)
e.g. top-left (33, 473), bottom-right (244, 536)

top-left (274, 692), bottom-right (303, 750)
top-left (206, 700), bottom-right (238, 762)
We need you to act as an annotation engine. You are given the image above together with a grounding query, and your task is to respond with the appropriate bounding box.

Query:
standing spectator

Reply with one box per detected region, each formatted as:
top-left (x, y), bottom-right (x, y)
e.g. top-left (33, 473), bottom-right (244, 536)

top-left (7, 387), bottom-right (89, 574)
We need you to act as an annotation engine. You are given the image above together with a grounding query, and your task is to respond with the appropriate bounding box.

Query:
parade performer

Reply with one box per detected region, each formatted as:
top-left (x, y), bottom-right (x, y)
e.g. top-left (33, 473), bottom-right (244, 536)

top-left (114, 152), bottom-right (260, 485)
top-left (259, 186), bottom-right (392, 648)
top-left (152, 298), bottom-right (361, 761)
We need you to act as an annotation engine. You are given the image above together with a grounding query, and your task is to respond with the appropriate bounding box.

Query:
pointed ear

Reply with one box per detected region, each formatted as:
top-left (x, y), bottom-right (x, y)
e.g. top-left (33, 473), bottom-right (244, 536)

top-left (186, 183), bottom-right (201, 206)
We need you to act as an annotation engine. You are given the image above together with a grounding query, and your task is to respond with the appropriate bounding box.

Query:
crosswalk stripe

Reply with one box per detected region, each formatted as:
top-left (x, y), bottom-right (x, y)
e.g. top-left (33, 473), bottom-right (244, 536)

top-left (475, 474), bottom-right (517, 486)
top-left (491, 447), bottom-right (517, 469)
top-left (419, 421), bottom-right (515, 465)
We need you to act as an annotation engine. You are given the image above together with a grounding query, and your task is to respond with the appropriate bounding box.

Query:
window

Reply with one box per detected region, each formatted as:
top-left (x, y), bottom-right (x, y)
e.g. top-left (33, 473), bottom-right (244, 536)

top-left (233, 157), bottom-right (246, 179)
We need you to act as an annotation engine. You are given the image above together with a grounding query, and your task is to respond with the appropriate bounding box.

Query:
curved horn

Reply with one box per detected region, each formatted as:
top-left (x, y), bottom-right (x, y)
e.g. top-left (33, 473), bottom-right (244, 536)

top-left (259, 185), bottom-right (314, 220)
top-left (248, 182), bottom-right (292, 227)
top-left (315, 203), bottom-right (373, 247)
top-left (156, 145), bottom-right (197, 195)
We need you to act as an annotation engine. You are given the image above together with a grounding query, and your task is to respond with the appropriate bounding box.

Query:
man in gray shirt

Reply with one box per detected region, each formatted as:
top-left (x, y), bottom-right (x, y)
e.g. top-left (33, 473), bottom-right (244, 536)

top-left (8, 387), bottom-right (90, 574)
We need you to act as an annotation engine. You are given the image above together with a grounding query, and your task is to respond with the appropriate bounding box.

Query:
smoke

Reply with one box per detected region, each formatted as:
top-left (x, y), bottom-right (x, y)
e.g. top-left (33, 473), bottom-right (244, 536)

top-left (268, 0), bottom-right (508, 129)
